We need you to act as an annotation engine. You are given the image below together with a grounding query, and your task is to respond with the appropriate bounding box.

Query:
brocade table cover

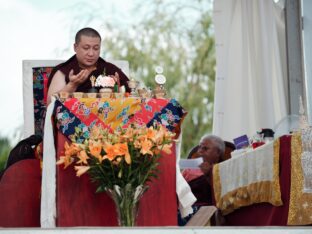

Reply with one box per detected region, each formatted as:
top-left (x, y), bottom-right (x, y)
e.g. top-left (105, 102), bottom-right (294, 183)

top-left (50, 97), bottom-right (187, 227)
top-left (213, 140), bottom-right (282, 215)
top-left (213, 135), bottom-right (312, 226)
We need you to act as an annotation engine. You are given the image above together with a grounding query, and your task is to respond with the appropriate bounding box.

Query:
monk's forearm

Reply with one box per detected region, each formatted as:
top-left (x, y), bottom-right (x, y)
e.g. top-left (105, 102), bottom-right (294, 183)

top-left (59, 82), bottom-right (78, 93)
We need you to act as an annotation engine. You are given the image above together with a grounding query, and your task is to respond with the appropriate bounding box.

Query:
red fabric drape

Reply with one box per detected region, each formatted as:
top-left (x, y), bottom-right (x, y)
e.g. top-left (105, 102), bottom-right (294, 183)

top-left (56, 133), bottom-right (177, 226)
top-left (0, 135), bottom-right (293, 227)
top-left (0, 159), bottom-right (41, 227)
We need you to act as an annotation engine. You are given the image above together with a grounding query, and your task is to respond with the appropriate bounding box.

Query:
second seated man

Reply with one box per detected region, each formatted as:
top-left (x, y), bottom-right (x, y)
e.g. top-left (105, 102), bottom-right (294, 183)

top-left (183, 134), bottom-right (225, 205)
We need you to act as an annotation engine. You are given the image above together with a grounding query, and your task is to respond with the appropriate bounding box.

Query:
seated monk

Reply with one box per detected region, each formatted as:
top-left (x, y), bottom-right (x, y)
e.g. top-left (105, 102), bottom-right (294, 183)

top-left (182, 134), bottom-right (225, 205)
top-left (47, 27), bottom-right (131, 104)
top-left (178, 134), bottom-right (227, 226)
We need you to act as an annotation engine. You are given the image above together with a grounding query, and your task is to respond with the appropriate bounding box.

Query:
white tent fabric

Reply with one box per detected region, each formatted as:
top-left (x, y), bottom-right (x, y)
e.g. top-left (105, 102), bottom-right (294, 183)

top-left (212, 0), bottom-right (288, 142)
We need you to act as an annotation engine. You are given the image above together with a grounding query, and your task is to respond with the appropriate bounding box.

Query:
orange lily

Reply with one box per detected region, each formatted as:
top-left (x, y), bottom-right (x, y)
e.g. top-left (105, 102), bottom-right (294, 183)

top-left (89, 140), bottom-right (102, 161)
top-left (121, 127), bottom-right (134, 140)
top-left (103, 143), bottom-right (119, 161)
top-left (112, 157), bottom-right (122, 165)
top-left (146, 127), bottom-right (157, 142)
top-left (155, 127), bottom-right (175, 145)
top-left (103, 143), bottom-right (131, 164)
top-left (140, 139), bottom-right (153, 155)
top-left (158, 143), bottom-right (172, 154)
top-left (115, 143), bottom-right (131, 164)
top-left (137, 135), bottom-right (147, 143)
top-left (77, 150), bottom-right (89, 164)
top-left (56, 155), bottom-right (74, 169)
top-left (133, 139), bottom-right (142, 149)
top-left (75, 165), bottom-right (90, 177)
top-left (64, 141), bottom-right (81, 156)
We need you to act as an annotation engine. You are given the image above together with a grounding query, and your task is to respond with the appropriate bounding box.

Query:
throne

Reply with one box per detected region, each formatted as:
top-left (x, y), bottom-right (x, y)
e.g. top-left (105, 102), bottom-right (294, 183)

top-left (22, 59), bottom-right (130, 138)
top-left (0, 59), bottom-right (130, 227)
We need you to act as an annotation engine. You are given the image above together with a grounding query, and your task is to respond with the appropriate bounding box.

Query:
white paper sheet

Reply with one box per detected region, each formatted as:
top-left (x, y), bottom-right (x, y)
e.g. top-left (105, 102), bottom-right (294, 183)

top-left (179, 157), bottom-right (203, 169)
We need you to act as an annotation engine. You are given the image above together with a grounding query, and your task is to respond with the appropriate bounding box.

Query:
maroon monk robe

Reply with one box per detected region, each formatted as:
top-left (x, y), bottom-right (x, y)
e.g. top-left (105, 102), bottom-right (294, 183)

top-left (47, 55), bottom-right (130, 93)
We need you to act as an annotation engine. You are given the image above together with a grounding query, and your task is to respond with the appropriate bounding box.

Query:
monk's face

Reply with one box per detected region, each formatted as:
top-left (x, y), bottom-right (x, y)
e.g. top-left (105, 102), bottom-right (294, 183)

top-left (197, 139), bottom-right (220, 164)
top-left (74, 35), bottom-right (101, 68)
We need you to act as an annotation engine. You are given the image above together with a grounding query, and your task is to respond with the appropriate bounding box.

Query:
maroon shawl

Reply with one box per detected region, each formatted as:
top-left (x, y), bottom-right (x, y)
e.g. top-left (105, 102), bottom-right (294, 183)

top-left (47, 55), bottom-right (130, 92)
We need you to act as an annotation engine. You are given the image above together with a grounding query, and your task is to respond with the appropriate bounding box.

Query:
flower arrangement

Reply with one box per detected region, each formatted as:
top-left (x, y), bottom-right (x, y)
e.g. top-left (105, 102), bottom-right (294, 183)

top-left (56, 123), bottom-right (175, 226)
top-left (95, 74), bottom-right (116, 88)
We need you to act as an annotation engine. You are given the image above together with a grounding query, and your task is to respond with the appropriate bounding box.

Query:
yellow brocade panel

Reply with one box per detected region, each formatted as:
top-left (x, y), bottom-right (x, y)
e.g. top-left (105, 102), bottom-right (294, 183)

top-left (78, 97), bottom-right (142, 130)
top-left (288, 133), bottom-right (312, 225)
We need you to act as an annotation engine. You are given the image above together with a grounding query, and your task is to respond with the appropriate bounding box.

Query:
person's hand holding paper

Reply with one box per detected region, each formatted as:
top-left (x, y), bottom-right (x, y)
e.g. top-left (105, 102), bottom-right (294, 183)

top-left (179, 157), bottom-right (203, 169)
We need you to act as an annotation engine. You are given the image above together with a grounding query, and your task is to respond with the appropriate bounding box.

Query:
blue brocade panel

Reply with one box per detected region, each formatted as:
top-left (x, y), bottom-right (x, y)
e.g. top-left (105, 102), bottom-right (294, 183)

top-left (32, 67), bottom-right (53, 136)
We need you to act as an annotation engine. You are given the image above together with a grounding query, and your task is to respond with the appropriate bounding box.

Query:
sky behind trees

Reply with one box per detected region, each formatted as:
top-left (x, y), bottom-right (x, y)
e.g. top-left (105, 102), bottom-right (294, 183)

top-left (0, 0), bottom-right (214, 157)
top-left (0, 0), bottom-right (138, 141)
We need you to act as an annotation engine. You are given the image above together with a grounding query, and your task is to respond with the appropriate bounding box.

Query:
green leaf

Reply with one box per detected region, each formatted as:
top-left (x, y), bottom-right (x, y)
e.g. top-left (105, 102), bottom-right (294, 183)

top-left (95, 185), bottom-right (105, 193)
top-left (118, 169), bottom-right (123, 178)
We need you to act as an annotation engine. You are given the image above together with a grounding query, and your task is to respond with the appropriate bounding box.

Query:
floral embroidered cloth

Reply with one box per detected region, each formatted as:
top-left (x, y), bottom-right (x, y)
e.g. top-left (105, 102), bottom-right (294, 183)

top-left (288, 133), bottom-right (312, 225)
top-left (54, 97), bottom-right (187, 141)
top-left (33, 67), bottom-right (52, 136)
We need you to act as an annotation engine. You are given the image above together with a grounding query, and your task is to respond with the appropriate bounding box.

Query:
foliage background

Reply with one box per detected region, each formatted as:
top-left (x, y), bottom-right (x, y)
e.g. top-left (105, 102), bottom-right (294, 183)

top-left (0, 0), bottom-right (214, 165)
top-left (0, 138), bottom-right (11, 172)
top-left (99, 0), bottom-right (216, 157)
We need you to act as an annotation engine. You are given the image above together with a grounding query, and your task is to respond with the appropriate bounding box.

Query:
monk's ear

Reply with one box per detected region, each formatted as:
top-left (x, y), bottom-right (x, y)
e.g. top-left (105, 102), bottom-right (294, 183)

top-left (74, 43), bottom-right (78, 52)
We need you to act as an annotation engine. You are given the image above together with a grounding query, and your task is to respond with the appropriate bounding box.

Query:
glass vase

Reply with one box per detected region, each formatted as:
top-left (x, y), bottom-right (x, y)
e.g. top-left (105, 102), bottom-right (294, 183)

top-left (106, 183), bottom-right (148, 226)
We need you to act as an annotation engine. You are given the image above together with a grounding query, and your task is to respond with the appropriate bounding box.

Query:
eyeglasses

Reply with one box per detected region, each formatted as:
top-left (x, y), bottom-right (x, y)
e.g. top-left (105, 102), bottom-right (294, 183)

top-left (198, 145), bottom-right (210, 151)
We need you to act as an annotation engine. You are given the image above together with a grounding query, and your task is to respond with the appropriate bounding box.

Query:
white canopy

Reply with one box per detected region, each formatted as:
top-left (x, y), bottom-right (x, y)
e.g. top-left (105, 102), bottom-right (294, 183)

top-left (212, 0), bottom-right (288, 141)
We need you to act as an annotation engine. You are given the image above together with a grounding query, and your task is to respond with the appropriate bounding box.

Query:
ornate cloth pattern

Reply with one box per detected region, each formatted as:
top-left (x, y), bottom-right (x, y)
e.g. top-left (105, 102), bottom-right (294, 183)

top-left (40, 97), bottom-right (188, 227)
top-left (33, 67), bottom-right (53, 136)
top-left (213, 140), bottom-right (282, 215)
top-left (288, 133), bottom-right (312, 225)
top-left (300, 127), bottom-right (312, 193)
top-left (53, 97), bottom-right (187, 141)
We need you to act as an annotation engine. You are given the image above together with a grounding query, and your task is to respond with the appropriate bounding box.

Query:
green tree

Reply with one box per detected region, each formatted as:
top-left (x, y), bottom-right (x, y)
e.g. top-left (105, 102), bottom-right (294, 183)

top-left (101, 0), bottom-right (215, 157)
top-left (0, 137), bottom-right (11, 171)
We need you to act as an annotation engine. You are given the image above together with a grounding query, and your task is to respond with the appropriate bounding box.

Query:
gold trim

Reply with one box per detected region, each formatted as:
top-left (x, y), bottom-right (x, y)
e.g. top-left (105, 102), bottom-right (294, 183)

top-left (218, 181), bottom-right (282, 215)
top-left (213, 164), bottom-right (222, 208)
top-left (273, 139), bottom-right (282, 204)
top-left (288, 133), bottom-right (312, 225)
top-left (213, 139), bottom-right (282, 215)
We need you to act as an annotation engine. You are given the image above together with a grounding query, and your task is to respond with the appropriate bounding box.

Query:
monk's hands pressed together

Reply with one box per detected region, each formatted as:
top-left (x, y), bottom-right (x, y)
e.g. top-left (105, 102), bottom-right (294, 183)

top-left (68, 69), bottom-right (92, 88)
top-left (199, 161), bottom-right (213, 176)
